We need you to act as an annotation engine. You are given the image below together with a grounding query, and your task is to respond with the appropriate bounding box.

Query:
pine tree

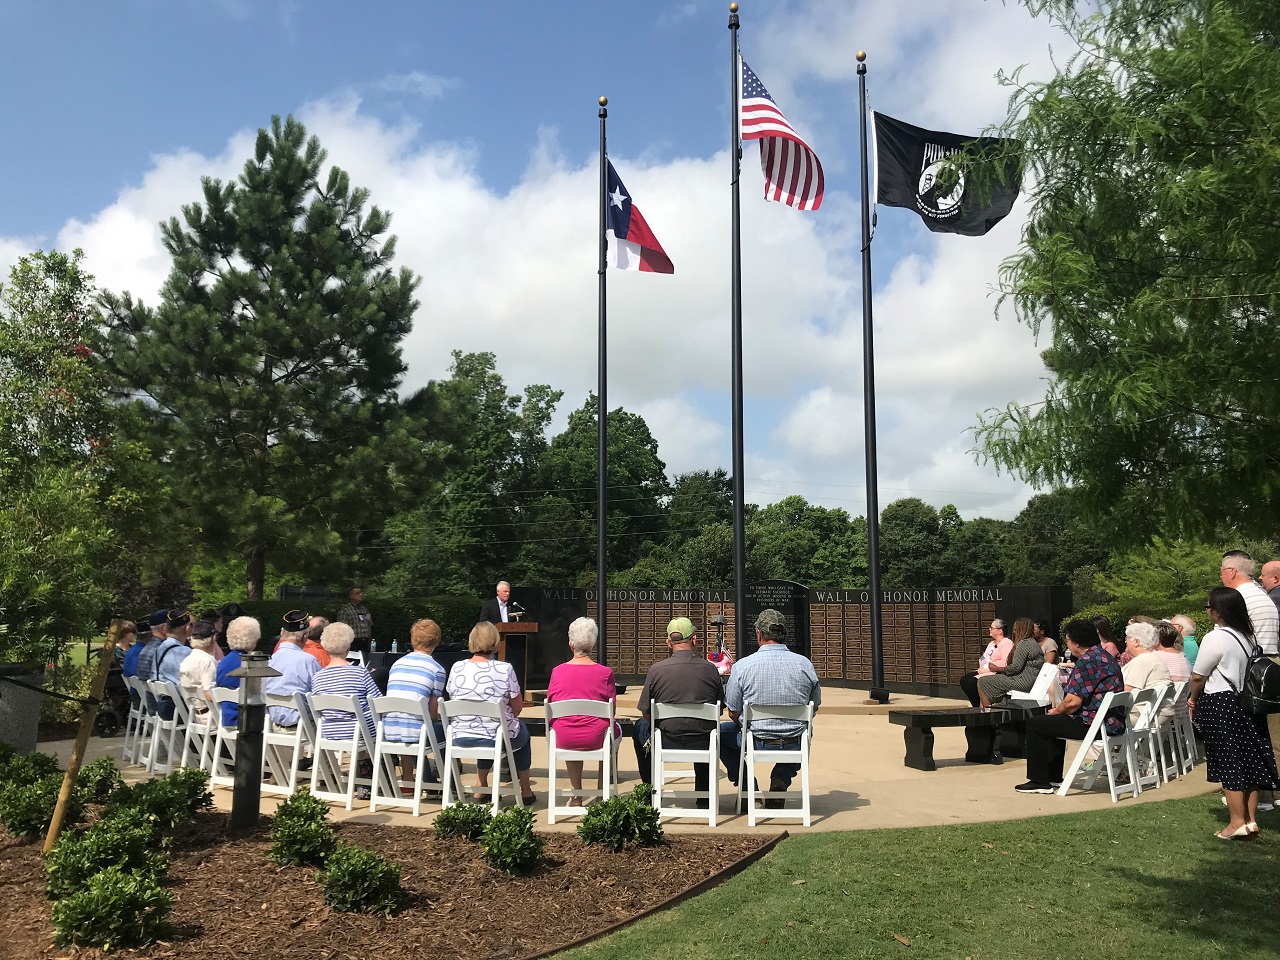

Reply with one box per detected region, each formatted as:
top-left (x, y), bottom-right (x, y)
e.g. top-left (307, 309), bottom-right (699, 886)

top-left (102, 116), bottom-right (420, 598)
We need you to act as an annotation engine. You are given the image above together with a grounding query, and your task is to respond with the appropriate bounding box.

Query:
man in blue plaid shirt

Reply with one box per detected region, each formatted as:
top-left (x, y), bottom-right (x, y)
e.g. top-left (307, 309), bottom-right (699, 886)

top-left (720, 609), bottom-right (822, 808)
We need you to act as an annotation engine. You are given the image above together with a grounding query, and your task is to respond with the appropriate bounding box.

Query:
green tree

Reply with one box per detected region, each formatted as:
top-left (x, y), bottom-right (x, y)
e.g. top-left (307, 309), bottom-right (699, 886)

top-left (382, 351), bottom-right (560, 594)
top-left (1003, 488), bottom-right (1109, 586)
top-left (0, 251), bottom-right (129, 662)
top-left (939, 516), bottom-right (1011, 586)
top-left (101, 115), bottom-right (421, 598)
top-left (746, 496), bottom-right (866, 588)
top-left (528, 397), bottom-right (669, 576)
top-left (879, 498), bottom-right (946, 587)
top-left (978, 0), bottom-right (1280, 541)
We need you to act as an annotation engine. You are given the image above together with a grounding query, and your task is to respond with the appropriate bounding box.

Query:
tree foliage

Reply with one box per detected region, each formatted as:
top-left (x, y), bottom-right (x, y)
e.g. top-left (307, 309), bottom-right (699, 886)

top-left (978, 0), bottom-right (1280, 540)
top-left (0, 251), bottom-right (130, 662)
top-left (101, 115), bottom-right (421, 598)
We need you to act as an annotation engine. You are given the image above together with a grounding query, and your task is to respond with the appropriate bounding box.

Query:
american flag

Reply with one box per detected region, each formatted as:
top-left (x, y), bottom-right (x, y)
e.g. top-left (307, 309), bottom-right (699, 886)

top-left (739, 57), bottom-right (824, 211)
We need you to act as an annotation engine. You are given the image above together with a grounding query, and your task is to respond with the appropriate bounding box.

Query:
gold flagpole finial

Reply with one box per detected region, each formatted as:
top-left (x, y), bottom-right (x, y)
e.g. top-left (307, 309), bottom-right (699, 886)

top-left (729, 3), bottom-right (738, 13)
top-left (599, 96), bottom-right (608, 106)
top-left (857, 51), bottom-right (866, 62)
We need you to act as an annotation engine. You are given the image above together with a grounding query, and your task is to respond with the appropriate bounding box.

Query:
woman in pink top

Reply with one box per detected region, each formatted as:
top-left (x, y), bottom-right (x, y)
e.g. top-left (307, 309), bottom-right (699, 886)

top-left (547, 617), bottom-right (621, 805)
top-left (959, 619), bottom-right (1013, 707)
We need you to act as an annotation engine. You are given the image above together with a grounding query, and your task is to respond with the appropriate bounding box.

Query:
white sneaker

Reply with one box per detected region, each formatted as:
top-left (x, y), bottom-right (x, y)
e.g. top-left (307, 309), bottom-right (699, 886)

top-left (1259, 801), bottom-right (1275, 812)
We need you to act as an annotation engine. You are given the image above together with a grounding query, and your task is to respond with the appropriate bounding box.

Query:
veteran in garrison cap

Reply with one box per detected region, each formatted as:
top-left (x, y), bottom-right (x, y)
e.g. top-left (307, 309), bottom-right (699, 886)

top-left (143, 607), bottom-right (193, 719)
top-left (265, 609), bottom-right (320, 730)
top-left (632, 616), bottom-right (724, 801)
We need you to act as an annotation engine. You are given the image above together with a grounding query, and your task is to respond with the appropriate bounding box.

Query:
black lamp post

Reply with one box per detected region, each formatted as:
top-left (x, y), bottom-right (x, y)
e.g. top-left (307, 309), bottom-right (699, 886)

top-left (226, 651), bottom-right (281, 830)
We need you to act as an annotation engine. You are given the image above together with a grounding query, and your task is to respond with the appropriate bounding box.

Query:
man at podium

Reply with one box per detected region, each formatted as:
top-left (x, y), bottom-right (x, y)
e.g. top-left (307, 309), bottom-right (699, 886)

top-left (479, 581), bottom-right (524, 623)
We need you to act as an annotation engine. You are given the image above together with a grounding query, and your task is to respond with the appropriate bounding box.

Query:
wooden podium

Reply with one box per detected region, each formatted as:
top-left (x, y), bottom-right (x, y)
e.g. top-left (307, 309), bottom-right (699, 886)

top-left (496, 621), bottom-right (538, 698)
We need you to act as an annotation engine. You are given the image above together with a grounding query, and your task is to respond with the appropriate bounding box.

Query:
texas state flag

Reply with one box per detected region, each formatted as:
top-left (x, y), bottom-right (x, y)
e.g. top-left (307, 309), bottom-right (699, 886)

top-left (605, 160), bottom-right (674, 274)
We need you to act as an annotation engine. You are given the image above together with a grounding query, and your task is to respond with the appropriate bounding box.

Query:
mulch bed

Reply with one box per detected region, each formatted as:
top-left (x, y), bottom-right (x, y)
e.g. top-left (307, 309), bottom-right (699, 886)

top-left (0, 811), bottom-right (770, 959)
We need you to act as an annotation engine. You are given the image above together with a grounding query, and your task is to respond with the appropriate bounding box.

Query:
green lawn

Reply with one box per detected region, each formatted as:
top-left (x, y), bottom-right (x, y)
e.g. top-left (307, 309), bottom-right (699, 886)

top-left (559, 795), bottom-right (1277, 960)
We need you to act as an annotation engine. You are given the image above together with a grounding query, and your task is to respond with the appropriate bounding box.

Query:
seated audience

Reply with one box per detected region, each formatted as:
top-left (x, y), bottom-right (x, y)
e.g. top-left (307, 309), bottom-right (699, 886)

top-left (265, 610), bottom-right (320, 730)
top-left (179, 620), bottom-right (219, 717)
top-left (120, 621), bottom-right (145, 677)
top-left (384, 618), bottom-right (448, 781)
top-left (978, 617), bottom-right (1045, 709)
top-left (1093, 615), bottom-right (1122, 660)
top-left (215, 615), bottom-right (262, 727)
top-left (1154, 620), bottom-right (1192, 683)
top-left (1034, 620), bottom-right (1058, 664)
top-left (1015, 618), bottom-right (1124, 794)
top-left (959, 619), bottom-right (1013, 708)
top-left (446, 621), bottom-right (535, 805)
top-left (309, 621), bottom-right (381, 741)
top-left (1121, 621), bottom-right (1173, 723)
top-left (547, 617), bottom-right (621, 805)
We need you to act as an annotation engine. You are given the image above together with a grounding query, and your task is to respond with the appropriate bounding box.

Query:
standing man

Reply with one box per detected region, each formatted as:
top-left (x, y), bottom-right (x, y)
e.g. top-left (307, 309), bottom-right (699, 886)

top-left (632, 617), bottom-right (723, 803)
top-left (479, 581), bottom-right (520, 623)
top-left (719, 609), bottom-right (821, 809)
top-left (1261, 560), bottom-right (1280, 615)
top-left (337, 587), bottom-right (373, 653)
top-left (1220, 550), bottom-right (1279, 655)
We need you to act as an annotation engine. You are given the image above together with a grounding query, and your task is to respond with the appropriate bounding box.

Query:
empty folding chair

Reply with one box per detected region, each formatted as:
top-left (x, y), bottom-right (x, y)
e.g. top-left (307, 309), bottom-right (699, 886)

top-left (545, 698), bottom-right (620, 824)
top-left (1126, 685), bottom-right (1164, 792)
top-left (440, 699), bottom-right (524, 815)
top-left (736, 702), bottom-right (814, 827)
top-left (1169, 680), bottom-right (1199, 773)
top-left (1057, 690), bottom-right (1138, 802)
top-left (369, 694), bottom-right (445, 816)
top-left (651, 701), bottom-right (722, 827)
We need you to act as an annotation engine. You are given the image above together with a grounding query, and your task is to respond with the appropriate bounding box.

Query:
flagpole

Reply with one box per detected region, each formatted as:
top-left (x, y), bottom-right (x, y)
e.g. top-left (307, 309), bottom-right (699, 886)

top-left (597, 95), bottom-right (610, 666)
top-left (857, 51), bottom-right (888, 703)
top-left (728, 2), bottom-right (747, 658)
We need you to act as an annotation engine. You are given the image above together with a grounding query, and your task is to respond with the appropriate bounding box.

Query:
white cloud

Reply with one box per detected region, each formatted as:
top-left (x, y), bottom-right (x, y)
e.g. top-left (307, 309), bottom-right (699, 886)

top-left (374, 71), bottom-right (459, 100)
top-left (1, 1), bottom-right (1071, 526)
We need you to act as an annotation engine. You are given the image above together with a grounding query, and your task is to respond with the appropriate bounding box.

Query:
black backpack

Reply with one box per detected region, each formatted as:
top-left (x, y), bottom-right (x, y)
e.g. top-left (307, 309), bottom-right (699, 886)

top-left (1221, 629), bottom-right (1280, 716)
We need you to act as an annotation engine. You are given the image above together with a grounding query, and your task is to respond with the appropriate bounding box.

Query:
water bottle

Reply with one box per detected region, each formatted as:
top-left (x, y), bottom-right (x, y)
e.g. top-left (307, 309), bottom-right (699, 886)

top-left (391, 638), bottom-right (400, 653)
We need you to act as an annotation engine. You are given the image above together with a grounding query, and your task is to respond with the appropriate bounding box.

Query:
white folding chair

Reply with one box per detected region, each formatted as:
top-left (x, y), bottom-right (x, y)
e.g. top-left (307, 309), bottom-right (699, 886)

top-left (1127, 685), bottom-right (1164, 792)
top-left (179, 688), bottom-right (216, 772)
top-left (347, 650), bottom-right (365, 667)
top-left (545, 699), bottom-right (620, 823)
top-left (308, 693), bottom-right (395, 810)
top-left (1057, 690), bottom-right (1138, 802)
top-left (261, 692), bottom-right (310, 797)
top-left (209, 688), bottom-right (240, 788)
top-left (736, 702), bottom-right (814, 827)
top-left (1169, 680), bottom-right (1199, 773)
top-left (369, 695), bottom-right (445, 816)
top-left (1009, 663), bottom-right (1062, 707)
top-left (651, 701), bottom-right (722, 826)
top-left (440, 699), bottom-right (524, 815)
top-left (145, 680), bottom-right (190, 775)
top-left (121, 676), bottom-right (148, 765)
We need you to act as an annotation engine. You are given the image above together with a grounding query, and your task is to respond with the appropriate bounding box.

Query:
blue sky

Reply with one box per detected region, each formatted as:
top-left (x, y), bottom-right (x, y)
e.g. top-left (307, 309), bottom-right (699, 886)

top-left (0, 1), bottom-right (1072, 521)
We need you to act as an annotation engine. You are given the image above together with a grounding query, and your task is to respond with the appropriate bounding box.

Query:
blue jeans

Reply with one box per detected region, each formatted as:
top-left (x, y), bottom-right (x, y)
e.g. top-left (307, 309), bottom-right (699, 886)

top-left (632, 717), bottom-right (711, 794)
top-left (453, 720), bottom-right (532, 773)
top-left (719, 720), bottom-right (801, 788)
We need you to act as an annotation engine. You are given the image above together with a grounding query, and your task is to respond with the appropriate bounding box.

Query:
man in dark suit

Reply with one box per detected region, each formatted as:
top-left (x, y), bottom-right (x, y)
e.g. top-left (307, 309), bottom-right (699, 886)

top-left (479, 581), bottom-right (517, 623)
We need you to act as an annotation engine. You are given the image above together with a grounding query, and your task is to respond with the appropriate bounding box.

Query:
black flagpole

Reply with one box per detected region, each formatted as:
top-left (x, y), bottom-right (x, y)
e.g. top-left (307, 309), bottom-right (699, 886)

top-left (728, 3), bottom-right (747, 658)
top-left (857, 51), bottom-right (888, 703)
top-left (597, 96), bottom-right (609, 665)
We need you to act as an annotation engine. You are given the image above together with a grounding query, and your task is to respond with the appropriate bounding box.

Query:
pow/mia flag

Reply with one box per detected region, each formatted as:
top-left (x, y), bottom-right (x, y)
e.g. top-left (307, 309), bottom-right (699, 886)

top-left (872, 112), bottom-right (1021, 237)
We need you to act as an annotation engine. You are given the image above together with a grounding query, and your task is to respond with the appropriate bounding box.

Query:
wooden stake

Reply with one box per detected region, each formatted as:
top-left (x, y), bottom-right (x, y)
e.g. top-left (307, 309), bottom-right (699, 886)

top-left (42, 620), bottom-right (121, 854)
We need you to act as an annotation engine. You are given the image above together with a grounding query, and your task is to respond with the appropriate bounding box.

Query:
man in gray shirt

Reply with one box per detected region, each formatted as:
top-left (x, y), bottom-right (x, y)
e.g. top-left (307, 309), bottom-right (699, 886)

top-left (632, 617), bottom-right (723, 802)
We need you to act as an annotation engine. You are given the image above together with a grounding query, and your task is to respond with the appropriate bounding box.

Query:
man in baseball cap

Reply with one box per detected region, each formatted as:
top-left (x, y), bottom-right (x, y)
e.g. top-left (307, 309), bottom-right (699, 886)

top-left (632, 616), bottom-right (723, 806)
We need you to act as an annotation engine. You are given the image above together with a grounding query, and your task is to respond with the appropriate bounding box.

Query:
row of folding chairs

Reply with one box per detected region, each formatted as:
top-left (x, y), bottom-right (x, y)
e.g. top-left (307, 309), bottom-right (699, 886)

top-left (649, 701), bottom-right (815, 828)
top-left (1057, 680), bottom-right (1199, 802)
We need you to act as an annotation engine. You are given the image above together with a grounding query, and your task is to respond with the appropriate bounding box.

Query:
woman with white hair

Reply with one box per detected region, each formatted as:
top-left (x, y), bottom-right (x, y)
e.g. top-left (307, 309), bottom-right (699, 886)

top-left (309, 621), bottom-right (382, 742)
top-left (179, 620), bottom-right (219, 717)
top-left (546, 617), bottom-right (621, 805)
top-left (1122, 620), bottom-right (1173, 723)
top-left (215, 615), bottom-right (262, 727)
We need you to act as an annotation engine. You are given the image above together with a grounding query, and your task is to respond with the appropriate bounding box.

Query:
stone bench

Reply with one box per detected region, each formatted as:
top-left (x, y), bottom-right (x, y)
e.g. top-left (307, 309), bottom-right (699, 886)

top-left (887, 706), bottom-right (1028, 771)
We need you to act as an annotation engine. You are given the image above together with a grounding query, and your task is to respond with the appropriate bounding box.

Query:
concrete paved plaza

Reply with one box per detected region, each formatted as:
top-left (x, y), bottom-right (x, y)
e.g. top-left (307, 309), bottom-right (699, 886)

top-left (49, 685), bottom-right (1215, 835)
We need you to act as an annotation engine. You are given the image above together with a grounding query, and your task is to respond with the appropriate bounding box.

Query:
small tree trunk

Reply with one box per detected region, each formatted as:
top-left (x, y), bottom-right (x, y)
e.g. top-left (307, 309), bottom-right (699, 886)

top-left (245, 547), bottom-right (266, 601)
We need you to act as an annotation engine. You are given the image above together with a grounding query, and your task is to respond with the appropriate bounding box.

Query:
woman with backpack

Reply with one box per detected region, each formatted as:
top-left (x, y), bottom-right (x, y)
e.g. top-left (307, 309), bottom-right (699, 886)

top-left (1190, 587), bottom-right (1280, 839)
